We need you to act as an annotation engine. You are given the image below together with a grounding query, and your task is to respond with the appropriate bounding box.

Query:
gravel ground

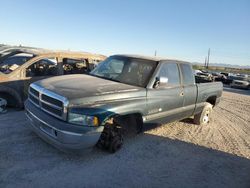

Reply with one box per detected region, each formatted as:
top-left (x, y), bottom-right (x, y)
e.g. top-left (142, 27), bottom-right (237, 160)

top-left (0, 89), bottom-right (250, 188)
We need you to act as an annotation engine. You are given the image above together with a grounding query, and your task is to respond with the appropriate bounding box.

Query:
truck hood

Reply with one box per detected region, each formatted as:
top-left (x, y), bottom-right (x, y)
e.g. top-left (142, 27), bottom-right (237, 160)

top-left (36, 74), bottom-right (146, 106)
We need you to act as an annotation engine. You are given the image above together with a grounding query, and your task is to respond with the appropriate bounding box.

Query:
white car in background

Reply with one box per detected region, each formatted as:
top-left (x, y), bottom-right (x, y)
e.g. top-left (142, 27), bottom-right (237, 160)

top-left (230, 75), bottom-right (250, 90)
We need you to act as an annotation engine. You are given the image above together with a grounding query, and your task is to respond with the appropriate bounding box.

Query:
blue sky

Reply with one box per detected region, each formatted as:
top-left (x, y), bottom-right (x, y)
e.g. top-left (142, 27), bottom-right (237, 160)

top-left (0, 0), bottom-right (249, 66)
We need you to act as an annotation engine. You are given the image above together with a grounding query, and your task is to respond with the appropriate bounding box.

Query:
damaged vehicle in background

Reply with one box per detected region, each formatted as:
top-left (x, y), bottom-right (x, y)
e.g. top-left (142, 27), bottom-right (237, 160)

top-left (25, 54), bottom-right (223, 153)
top-left (194, 70), bottom-right (228, 83)
top-left (0, 49), bottom-right (106, 108)
top-left (194, 71), bottom-right (214, 83)
top-left (230, 74), bottom-right (250, 90)
top-left (0, 44), bottom-right (43, 58)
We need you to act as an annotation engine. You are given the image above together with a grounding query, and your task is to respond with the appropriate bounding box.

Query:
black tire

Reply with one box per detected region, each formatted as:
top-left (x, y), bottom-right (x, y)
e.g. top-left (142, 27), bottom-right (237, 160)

top-left (194, 102), bottom-right (213, 125)
top-left (0, 86), bottom-right (23, 109)
top-left (96, 128), bottom-right (110, 150)
top-left (96, 123), bottom-right (123, 153)
top-left (97, 114), bottom-right (142, 153)
top-left (109, 135), bottom-right (123, 153)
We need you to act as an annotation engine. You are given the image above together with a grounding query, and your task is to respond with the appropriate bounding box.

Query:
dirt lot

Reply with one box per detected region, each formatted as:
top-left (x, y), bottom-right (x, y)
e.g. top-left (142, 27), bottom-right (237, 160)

top-left (0, 89), bottom-right (250, 188)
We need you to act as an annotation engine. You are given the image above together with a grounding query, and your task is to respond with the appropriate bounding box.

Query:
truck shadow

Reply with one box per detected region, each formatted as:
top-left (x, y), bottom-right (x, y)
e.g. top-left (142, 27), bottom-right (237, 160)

top-left (59, 133), bottom-right (250, 188)
top-left (1, 110), bottom-right (250, 187)
top-left (179, 117), bottom-right (195, 124)
top-left (142, 118), bottom-right (196, 131)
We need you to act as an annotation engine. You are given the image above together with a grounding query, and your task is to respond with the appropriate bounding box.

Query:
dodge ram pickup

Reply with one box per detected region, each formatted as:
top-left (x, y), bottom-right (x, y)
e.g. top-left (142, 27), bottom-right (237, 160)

top-left (25, 54), bottom-right (223, 153)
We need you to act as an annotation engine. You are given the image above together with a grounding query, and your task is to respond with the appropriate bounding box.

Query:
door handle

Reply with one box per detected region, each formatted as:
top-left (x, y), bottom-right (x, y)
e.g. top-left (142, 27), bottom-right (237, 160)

top-left (180, 92), bottom-right (184, 96)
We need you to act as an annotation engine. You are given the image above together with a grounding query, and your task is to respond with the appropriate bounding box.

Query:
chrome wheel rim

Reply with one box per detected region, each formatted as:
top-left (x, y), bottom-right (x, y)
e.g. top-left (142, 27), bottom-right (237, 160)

top-left (203, 110), bottom-right (210, 124)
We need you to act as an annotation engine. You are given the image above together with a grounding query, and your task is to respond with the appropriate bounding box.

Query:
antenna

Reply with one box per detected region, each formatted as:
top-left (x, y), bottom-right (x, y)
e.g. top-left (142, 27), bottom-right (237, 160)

top-left (154, 50), bottom-right (157, 57)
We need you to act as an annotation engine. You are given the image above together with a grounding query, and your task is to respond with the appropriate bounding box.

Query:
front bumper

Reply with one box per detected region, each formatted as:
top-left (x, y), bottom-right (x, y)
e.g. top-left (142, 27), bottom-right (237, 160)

top-left (25, 100), bottom-right (104, 150)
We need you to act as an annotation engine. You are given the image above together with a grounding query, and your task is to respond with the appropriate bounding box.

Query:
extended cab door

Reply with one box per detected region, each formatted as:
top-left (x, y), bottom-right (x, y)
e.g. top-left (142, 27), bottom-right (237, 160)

top-left (145, 61), bottom-right (184, 124)
top-left (179, 63), bottom-right (197, 117)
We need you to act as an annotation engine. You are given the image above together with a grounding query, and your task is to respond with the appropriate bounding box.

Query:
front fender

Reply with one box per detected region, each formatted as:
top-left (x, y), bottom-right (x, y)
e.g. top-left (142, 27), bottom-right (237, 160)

top-left (68, 97), bottom-right (147, 125)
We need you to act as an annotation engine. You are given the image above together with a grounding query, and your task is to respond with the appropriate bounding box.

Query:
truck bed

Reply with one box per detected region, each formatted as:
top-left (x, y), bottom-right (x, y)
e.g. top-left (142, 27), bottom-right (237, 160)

top-left (193, 82), bottom-right (223, 115)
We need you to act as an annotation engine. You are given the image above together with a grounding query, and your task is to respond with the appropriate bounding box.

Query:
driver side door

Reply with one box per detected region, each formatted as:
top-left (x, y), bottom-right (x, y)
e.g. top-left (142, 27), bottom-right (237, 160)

top-left (145, 62), bottom-right (184, 124)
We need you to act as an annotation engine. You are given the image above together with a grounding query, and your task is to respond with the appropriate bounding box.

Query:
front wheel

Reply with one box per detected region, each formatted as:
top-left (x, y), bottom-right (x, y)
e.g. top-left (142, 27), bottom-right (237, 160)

top-left (96, 123), bottom-right (123, 153)
top-left (193, 102), bottom-right (213, 125)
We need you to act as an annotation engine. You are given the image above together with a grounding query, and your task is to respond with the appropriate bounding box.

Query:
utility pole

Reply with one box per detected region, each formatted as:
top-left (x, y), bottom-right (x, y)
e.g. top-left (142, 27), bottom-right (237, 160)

top-left (207, 48), bottom-right (210, 69)
top-left (154, 50), bottom-right (157, 57)
top-left (204, 56), bottom-right (207, 68)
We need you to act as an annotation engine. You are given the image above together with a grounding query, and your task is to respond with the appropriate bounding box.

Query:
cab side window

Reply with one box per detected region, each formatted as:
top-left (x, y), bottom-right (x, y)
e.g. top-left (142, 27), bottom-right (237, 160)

top-left (0, 53), bottom-right (33, 74)
top-left (26, 58), bottom-right (58, 77)
top-left (180, 64), bottom-right (195, 85)
top-left (157, 63), bottom-right (180, 87)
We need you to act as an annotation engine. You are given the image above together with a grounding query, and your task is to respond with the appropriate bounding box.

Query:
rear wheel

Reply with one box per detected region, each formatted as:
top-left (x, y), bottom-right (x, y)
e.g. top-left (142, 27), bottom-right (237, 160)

top-left (194, 102), bottom-right (213, 125)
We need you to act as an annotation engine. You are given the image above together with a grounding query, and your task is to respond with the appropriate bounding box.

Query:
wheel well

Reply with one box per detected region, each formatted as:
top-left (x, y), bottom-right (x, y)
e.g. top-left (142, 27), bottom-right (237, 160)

top-left (120, 113), bottom-right (142, 120)
top-left (0, 90), bottom-right (23, 108)
top-left (0, 92), bottom-right (17, 107)
top-left (116, 113), bottom-right (143, 123)
top-left (104, 113), bottom-right (143, 133)
top-left (206, 96), bottom-right (217, 107)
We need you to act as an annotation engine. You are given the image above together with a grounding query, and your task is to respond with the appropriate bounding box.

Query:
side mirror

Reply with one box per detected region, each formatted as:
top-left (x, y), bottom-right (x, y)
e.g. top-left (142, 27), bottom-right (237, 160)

top-left (153, 76), bottom-right (168, 88)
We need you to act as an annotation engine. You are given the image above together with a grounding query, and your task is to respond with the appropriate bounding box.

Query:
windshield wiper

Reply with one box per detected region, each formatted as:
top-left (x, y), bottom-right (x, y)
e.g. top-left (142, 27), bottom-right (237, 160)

top-left (90, 73), bottom-right (121, 83)
top-left (107, 77), bottom-right (120, 83)
top-left (99, 76), bottom-right (121, 83)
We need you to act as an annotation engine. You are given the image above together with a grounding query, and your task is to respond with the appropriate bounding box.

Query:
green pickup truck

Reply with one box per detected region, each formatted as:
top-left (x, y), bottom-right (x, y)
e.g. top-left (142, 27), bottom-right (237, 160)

top-left (25, 54), bottom-right (223, 153)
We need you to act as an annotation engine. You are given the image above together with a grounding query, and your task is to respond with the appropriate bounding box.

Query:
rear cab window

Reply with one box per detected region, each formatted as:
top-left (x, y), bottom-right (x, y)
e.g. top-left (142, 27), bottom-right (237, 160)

top-left (63, 58), bottom-right (88, 74)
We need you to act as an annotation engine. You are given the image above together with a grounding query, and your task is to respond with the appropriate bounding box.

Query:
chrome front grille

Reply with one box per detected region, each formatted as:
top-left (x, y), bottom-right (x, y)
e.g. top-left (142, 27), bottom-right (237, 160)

top-left (28, 83), bottom-right (69, 120)
top-left (30, 87), bottom-right (39, 98)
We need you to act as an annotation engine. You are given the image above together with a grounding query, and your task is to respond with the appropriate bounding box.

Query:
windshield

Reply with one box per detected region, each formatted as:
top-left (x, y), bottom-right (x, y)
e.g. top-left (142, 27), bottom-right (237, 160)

top-left (0, 53), bottom-right (33, 74)
top-left (90, 56), bottom-right (157, 87)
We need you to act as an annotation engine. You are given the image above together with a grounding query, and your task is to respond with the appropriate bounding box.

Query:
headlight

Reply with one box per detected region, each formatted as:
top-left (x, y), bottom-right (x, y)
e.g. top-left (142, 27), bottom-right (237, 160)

top-left (68, 113), bottom-right (99, 126)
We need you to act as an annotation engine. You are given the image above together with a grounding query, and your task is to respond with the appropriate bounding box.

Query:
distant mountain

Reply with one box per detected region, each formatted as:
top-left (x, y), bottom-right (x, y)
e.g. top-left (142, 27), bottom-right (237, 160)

top-left (192, 62), bottom-right (250, 69)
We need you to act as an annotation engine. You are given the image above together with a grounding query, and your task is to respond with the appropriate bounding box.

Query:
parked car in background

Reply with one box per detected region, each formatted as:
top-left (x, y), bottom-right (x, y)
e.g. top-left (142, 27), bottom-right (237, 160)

top-left (0, 44), bottom-right (43, 58)
top-left (210, 72), bottom-right (226, 82)
top-left (223, 76), bottom-right (234, 85)
top-left (220, 72), bottom-right (232, 77)
top-left (195, 71), bottom-right (214, 83)
top-left (230, 75), bottom-right (250, 90)
top-left (231, 80), bottom-right (250, 89)
top-left (0, 49), bottom-right (106, 108)
top-left (194, 69), bottom-right (202, 75)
